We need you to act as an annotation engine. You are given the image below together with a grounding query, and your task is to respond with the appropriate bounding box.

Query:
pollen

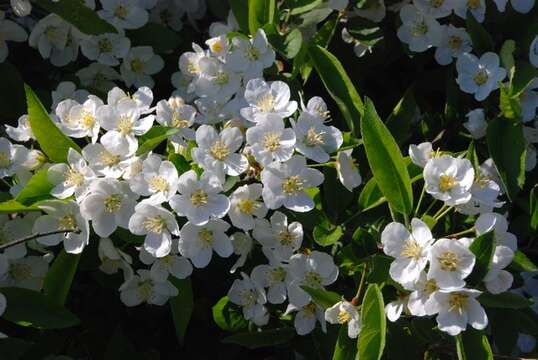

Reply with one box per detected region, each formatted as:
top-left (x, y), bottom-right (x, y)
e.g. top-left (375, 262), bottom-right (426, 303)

top-left (143, 216), bottom-right (167, 234)
top-left (281, 175), bottom-right (304, 195)
top-left (138, 280), bottom-right (153, 301)
top-left (269, 267), bottom-right (287, 285)
top-left (0, 152), bottom-right (11, 169)
top-left (198, 228), bottom-right (214, 245)
top-left (100, 150), bottom-right (121, 167)
top-left (303, 271), bottom-right (322, 288)
top-left (58, 214), bottom-right (77, 231)
top-left (424, 279), bottom-right (438, 295)
top-left (64, 168), bottom-right (85, 187)
top-left (277, 229), bottom-right (297, 246)
top-left (262, 132), bottom-right (282, 152)
top-left (256, 94), bottom-right (274, 112)
top-left (171, 111), bottom-right (190, 128)
top-left (431, 0), bottom-right (445, 7)
top-left (447, 36), bottom-right (463, 51)
top-left (215, 71), bottom-right (230, 86)
top-left (247, 46), bottom-right (260, 61)
top-left (467, 0), bottom-right (481, 9)
top-left (448, 292), bottom-right (468, 313)
top-left (114, 4), bottom-right (129, 19)
top-left (240, 288), bottom-right (257, 306)
top-left (9, 263), bottom-right (32, 281)
top-left (412, 21), bottom-right (429, 37)
top-left (97, 38), bottom-right (113, 53)
top-left (337, 309), bottom-right (352, 323)
top-left (400, 239), bottom-right (423, 259)
top-left (104, 194), bottom-right (122, 213)
top-left (237, 198), bottom-right (258, 215)
top-left (130, 58), bottom-right (145, 74)
top-left (437, 251), bottom-right (460, 272)
top-left (148, 176), bottom-right (170, 193)
top-left (209, 140), bottom-right (230, 160)
top-left (80, 111), bottom-right (96, 129)
top-left (438, 174), bottom-right (457, 192)
top-left (304, 127), bottom-right (325, 147)
top-left (210, 40), bottom-right (224, 54)
top-left (303, 302), bottom-right (317, 315)
top-left (117, 116), bottom-right (133, 135)
top-left (191, 188), bottom-right (209, 207)
top-left (473, 69), bottom-right (489, 86)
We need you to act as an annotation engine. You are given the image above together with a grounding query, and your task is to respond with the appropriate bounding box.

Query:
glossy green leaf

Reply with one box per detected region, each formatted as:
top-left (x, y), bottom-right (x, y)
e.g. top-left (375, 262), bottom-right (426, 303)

top-left (465, 11), bottom-right (493, 54)
top-left (34, 0), bottom-right (116, 35)
top-left (301, 286), bottom-right (341, 309)
top-left (168, 153), bottom-right (191, 175)
top-left (286, 0), bottom-right (323, 15)
top-left (313, 223), bottom-right (343, 247)
top-left (15, 168), bottom-right (53, 206)
top-left (467, 231), bottom-right (495, 285)
top-left (332, 325), bottom-right (357, 360)
top-left (358, 284), bottom-right (386, 360)
top-left (212, 296), bottom-right (248, 332)
top-left (511, 61), bottom-right (538, 96)
top-left (486, 117), bottom-right (526, 201)
top-left (248, 0), bottom-right (275, 35)
top-left (25, 84), bottom-right (80, 163)
top-left (478, 292), bottom-right (532, 309)
top-left (531, 187), bottom-right (538, 233)
top-left (509, 250), bottom-right (538, 272)
top-left (264, 25), bottom-right (303, 59)
top-left (43, 250), bottom-right (80, 306)
top-left (499, 84), bottom-right (521, 119)
top-left (0, 200), bottom-right (41, 214)
top-left (221, 327), bottom-right (295, 349)
top-left (308, 45), bottom-right (364, 135)
top-left (360, 98), bottom-right (413, 215)
top-left (1, 287), bottom-right (80, 329)
top-left (385, 86), bottom-right (416, 144)
top-left (169, 277), bottom-right (194, 345)
top-left (136, 127), bottom-right (180, 156)
top-left (456, 329), bottom-right (493, 360)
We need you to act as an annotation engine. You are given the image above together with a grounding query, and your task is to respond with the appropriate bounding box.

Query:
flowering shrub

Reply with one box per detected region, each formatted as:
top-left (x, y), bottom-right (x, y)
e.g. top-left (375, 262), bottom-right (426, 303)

top-left (0, 0), bottom-right (537, 358)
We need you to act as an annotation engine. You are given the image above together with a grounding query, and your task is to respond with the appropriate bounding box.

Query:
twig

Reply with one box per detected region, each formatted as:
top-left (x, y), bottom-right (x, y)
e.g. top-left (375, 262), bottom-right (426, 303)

top-left (0, 229), bottom-right (81, 251)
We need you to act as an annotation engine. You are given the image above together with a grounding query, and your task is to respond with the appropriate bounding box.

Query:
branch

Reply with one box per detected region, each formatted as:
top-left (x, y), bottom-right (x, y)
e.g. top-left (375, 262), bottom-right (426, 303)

top-left (0, 229), bottom-right (81, 251)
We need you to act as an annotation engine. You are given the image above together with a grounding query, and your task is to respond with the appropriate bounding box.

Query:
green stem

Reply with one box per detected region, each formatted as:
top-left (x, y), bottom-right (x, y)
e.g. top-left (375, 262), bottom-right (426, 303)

top-left (434, 206), bottom-right (454, 221)
top-left (432, 204), bottom-right (447, 219)
top-left (422, 199), bottom-right (438, 217)
top-left (354, 264), bottom-right (368, 300)
top-left (308, 162), bottom-right (335, 168)
top-left (388, 204), bottom-right (397, 222)
top-left (413, 185), bottom-right (426, 218)
top-left (444, 227), bottom-right (475, 238)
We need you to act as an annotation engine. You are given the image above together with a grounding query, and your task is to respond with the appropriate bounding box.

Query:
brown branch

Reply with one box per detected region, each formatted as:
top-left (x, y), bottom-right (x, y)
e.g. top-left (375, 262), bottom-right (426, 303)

top-left (0, 228), bottom-right (81, 251)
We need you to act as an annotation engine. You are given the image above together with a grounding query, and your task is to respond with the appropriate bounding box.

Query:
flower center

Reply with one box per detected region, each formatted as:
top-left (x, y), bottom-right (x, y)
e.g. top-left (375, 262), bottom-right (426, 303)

top-left (437, 251), bottom-right (460, 272)
top-left (269, 267), bottom-right (287, 285)
top-left (247, 46), bottom-right (260, 61)
top-left (282, 175), bottom-right (304, 195)
top-left (138, 280), bottom-right (153, 301)
top-left (400, 239), bottom-right (422, 259)
top-left (431, 0), bottom-right (444, 7)
top-left (171, 112), bottom-right (190, 128)
top-left (59, 214), bottom-right (77, 231)
top-left (104, 194), bottom-right (122, 213)
top-left (80, 111), bottom-right (96, 129)
top-left (9, 263), bottom-right (32, 281)
top-left (473, 69), bottom-right (489, 86)
top-left (303, 302), bottom-right (317, 315)
top-left (45, 26), bottom-right (61, 42)
top-left (447, 36), bottom-right (463, 51)
top-left (337, 309), bottom-right (352, 323)
top-left (210, 40), bottom-right (224, 54)
top-left (467, 0), bottom-right (480, 9)
top-left (64, 168), bottom-right (85, 187)
top-left (148, 176), bottom-right (170, 193)
top-left (438, 174), bottom-right (457, 192)
top-left (215, 71), bottom-right (229, 86)
top-left (98, 38), bottom-right (113, 53)
top-left (240, 288), bottom-right (257, 306)
top-left (448, 292), bottom-right (468, 312)
top-left (256, 94), bottom-right (274, 112)
top-left (209, 140), bottom-right (230, 160)
top-left (187, 59), bottom-right (200, 74)
top-left (424, 279), bottom-right (438, 295)
top-left (237, 198), bottom-right (258, 215)
top-left (143, 216), bottom-right (167, 233)
top-left (262, 132), bottom-right (282, 152)
top-left (303, 271), bottom-right (322, 288)
top-left (412, 21), bottom-right (428, 37)
top-left (0, 152), bottom-right (11, 169)
top-left (114, 4), bottom-right (129, 19)
top-left (117, 116), bottom-right (133, 135)
top-left (304, 127), bottom-right (325, 147)
top-left (100, 150), bottom-right (121, 167)
top-left (277, 229), bottom-right (297, 246)
top-left (191, 188), bottom-right (209, 206)
top-left (131, 58), bottom-right (145, 74)
top-left (198, 228), bottom-right (213, 246)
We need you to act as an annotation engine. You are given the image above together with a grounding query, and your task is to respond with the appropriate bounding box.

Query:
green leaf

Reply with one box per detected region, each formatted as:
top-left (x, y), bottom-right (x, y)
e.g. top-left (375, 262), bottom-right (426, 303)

top-left (1, 287), bottom-right (80, 329)
top-left (309, 45), bottom-right (364, 136)
top-left (358, 284), bottom-right (386, 360)
top-left (531, 187), bottom-right (538, 233)
top-left (229, 0), bottom-right (249, 34)
top-left (499, 84), bottom-right (521, 119)
top-left (358, 177), bottom-right (386, 212)
top-left (248, 0), bottom-right (275, 35)
top-left (127, 23), bottom-right (181, 53)
top-left (264, 25), bottom-right (303, 59)
top-left (0, 200), bottom-right (41, 213)
top-left (499, 40), bottom-right (516, 77)
top-left (511, 61), bottom-right (538, 96)
top-left (168, 153), bottom-right (191, 175)
top-left (301, 286), bottom-right (341, 309)
top-left (478, 292), bottom-right (532, 309)
top-left (15, 168), bottom-right (53, 206)
top-left (465, 11), bottom-right (493, 54)
top-left (332, 325), bottom-right (357, 360)
top-left (456, 329), bottom-right (493, 360)
top-left (212, 296), bottom-right (248, 332)
top-left (287, 0), bottom-right (323, 15)
top-left (25, 84), bottom-right (80, 163)
top-left (43, 250), bottom-right (80, 306)
top-left (385, 86), bottom-right (416, 144)
top-left (136, 127), bottom-right (180, 156)
top-left (222, 327), bottom-right (295, 349)
top-left (34, 0), bottom-right (116, 35)
top-left (360, 98), bottom-right (413, 215)
top-left (509, 250), bottom-right (538, 272)
top-left (169, 277), bottom-right (194, 345)
top-left (467, 231), bottom-right (495, 285)
top-left (486, 117), bottom-right (526, 201)
top-left (313, 223), bottom-right (343, 247)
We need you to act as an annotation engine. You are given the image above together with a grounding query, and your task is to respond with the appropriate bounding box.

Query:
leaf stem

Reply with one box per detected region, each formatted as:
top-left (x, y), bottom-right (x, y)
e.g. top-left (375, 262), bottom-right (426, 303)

top-left (353, 264), bottom-right (368, 304)
top-left (413, 185), bottom-right (426, 218)
top-left (422, 199), bottom-right (438, 217)
top-left (444, 227), bottom-right (475, 238)
top-left (434, 206), bottom-right (454, 222)
top-left (308, 162), bottom-right (335, 168)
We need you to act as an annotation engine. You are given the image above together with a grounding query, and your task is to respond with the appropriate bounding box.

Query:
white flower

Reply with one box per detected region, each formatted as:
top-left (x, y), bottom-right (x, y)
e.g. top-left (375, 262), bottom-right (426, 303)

top-left (47, 148), bottom-right (96, 200)
top-left (209, 11), bottom-right (238, 37)
top-left (149, 0), bottom-right (184, 31)
top-left (424, 288), bottom-right (487, 335)
top-left (98, 0), bottom-right (149, 30)
top-left (98, 98), bottom-right (154, 155)
top-left (409, 142), bottom-right (434, 168)
top-left (251, 249), bottom-right (289, 304)
top-left (171, 72), bottom-right (197, 102)
top-left (139, 243), bottom-right (193, 282)
top-left (246, 115), bottom-right (296, 166)
top-left (169, 170), bottom-right (230, 226)
top-left (475, 212), bottom-right (517, 251)
top-left (325, 301), bottom-right (361, 339)
top-left (76, 63), bottom-right (121, 92)
top-left (194, 97), bottom-right (236, 125)
top-left (454, 0), bottom-right (486, 22)
top-left (385, 295), bottom-right (408, 322)
top-left (0, 11), bottom-right (27, 62)
top-left (406, 271), bottom-right (439, 316)
top-left (518, 334), bottom-right (536, 353)
top-left (0, 137), bottom-right (31, 178)
top-left (456, 52), bottom-right (507, 101)
top-left (0, 255), bottom-right (48, 291)
top-left (129, 154), bottom-right (179, 205)
top-left (336, 150), bottom-right (362, 192)
top-left (80, 33), bottom-right (130, 66)
top-left (194, 58), bottom-right (241, 103)
top-left (33, 200), bottom-right (90, 254)
top-left (292, 110), bottom-right (343, 163)
top-left (397, 5), bottom-right (442, 53)
top-left (413, 0), bottom-right (455, 18)
top-left (155, 96), bottom-right (196, 146)
top-left (128, 203), bottom-right (179, 258)
top-left (530, 36), bottom-right (538, 68)
top-left (287, 251), bottom-right (338, 307)
top-left (51, 81), bottom-right (89, 109)
top-left (82, 142), bottom-right (130, 179)
top-left (191, 125), bottom-right (248, 181)
top-left (382, 218), bottom-right (435, 286)
top-left (0, 213), bottom-right (39, 259)
top-left (230, 232), bottom-right (253, 273)
top-left (285, 302), bottom-right (326, 335)
top-left (253, 211), bottom-right (303, 262)
top-left (178, 219), bottom-right (232, 268)
top-left (62, 95), bottom-right (103, 143)
top-left (261, 155), bottom-right (324, 212)
top-left (28, 14), bottom-right (73, 66)
top-left (457, 177), bottom-right (503, 216)
top-left (106, 86), bottom-right (154, 114)
top-left (120, 269), bottom-right (178, 307)
top-left (434, 25), bottom-right (472, 65)
top-left (424, 155), bottom-right (474, 205)
top-left (120, 46), bottom-right (164, 88)
top-left (483, 267), bottom-right (513, 294)
top-left (493, 0), bottom-right (534, 12)
top-left (240, 78), bottom-right (298, 122)
top-left (227, 29), bottom-right (275, 80)
top-left (178, 43), bottom-right (207, 79)
top-left (205, 34), bottom-right (229, 59)
top-left (5, 115), bottom-right (34, 142)
top-left (228, 272), bottom-right (269, 326)
top-left (521, 80), bottom-right (538, 122)
top-left (427, 238), bottom-right (475, 290)
top-left (10, 0), bottom-right (32, 16)
top-left (97, 237), bottom-right (133, 278)
top-left (80, 178), bottom-right (138, 237)
top-left (228, 184), bottom-right (268, 231)
top-left (463, 108), bottom-right (487, 139)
